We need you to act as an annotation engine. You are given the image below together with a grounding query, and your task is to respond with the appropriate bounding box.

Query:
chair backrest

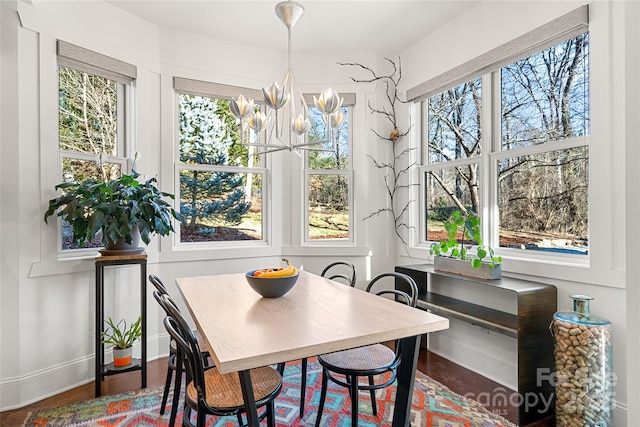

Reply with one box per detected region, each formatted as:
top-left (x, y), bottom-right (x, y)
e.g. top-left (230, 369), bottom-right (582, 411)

top-left (365, 272), bottom-right (419, 367)
top-left (365, 272), bottom-right (418, 307)
top-left (152, 289), bottom-right (181, 315)
top-left (158, 294), bottom-right (208, 405)
top-left (149, 274), bottom-right (169, 295)
top-left (321, 261), bottom-right (357, 287)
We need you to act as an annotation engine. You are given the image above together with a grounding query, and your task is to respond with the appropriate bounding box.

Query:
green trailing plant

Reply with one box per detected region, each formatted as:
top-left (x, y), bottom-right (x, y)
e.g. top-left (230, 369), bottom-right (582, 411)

top-left (101, 316), bottom-right (142, 349)
top-left (44, 170), bottom-right (184, 247)
top-left (430, 210), bottom-right (502, 269)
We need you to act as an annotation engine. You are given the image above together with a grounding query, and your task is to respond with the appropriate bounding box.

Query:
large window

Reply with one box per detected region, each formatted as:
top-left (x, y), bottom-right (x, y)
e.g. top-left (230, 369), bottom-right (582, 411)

top-left (57, 41), bottom-right (135, 251)
top-left (175, 79), bottom-right (266, 244)
top-left (423, 31), bottom-right (589, 256)
top-left (305, 102), bottom-right (353, 242)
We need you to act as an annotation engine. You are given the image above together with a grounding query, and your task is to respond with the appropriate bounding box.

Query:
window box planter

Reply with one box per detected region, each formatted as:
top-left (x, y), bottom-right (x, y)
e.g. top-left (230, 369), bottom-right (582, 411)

top-left (434, 256), bottom-right (502, 280)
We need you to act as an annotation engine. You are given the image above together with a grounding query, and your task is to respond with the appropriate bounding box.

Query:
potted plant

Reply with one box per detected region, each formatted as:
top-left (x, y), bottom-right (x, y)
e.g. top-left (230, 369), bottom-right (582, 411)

top-left (43, 169), bottom-right (184, 253)
top-left (430, 210), bottom-right (503, 280)
top-left (101, 316), bottom-right (142, 367)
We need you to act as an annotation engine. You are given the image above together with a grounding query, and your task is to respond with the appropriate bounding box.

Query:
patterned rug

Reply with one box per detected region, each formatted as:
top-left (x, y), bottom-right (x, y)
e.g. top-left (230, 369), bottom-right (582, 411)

top-left (22, 358), bottom-right (517, 427)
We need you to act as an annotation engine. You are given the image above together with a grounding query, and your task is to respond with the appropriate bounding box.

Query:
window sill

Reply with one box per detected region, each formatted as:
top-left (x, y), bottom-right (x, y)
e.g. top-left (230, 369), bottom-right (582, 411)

top-left (402, 245), bottom-right (623, 288)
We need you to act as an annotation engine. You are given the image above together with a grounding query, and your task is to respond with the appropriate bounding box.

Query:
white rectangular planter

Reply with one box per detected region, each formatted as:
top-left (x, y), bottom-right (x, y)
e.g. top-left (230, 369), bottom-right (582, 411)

top-left (434, 256), bottom-right (502, 280)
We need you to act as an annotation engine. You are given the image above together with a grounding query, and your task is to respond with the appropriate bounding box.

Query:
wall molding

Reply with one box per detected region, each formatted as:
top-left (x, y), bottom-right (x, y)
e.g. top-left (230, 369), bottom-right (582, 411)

top-left (0, 335), bottom-right (169, 411)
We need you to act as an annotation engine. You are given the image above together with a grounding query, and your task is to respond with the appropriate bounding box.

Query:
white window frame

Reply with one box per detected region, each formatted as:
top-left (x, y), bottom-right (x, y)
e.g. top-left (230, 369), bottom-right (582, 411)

top-left (55, 41), bottom-right (136, 259)
top-left (410, 6), bottom-right (590, 267)
top-left (303, 102), bottom-right (355, 245)
top-left (173, 77), bottom-right (270, 249)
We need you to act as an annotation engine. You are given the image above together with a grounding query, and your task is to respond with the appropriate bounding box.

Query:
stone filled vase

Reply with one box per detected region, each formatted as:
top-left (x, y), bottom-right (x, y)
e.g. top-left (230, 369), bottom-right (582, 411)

top-left (551, 295), bottom-right (613, 427)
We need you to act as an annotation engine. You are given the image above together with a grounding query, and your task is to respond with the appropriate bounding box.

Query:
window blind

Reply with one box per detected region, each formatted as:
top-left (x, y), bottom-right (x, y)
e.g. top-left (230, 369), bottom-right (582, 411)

top-left (303, 93), bottom-right (356, 107)
top-left (57, 41), bottom-right (136, 85)
top-left (174, 77), bottom-right (263, 101)
top-left (407, 5), bottom-right (589, 102)
top-left (175, 77), bottom-right (356, 106)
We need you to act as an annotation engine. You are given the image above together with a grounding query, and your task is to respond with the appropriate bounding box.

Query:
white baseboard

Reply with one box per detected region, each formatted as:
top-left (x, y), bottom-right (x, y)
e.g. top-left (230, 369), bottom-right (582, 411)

top-left (428, 320), bottom-right (518, 390)
top-left (0, 334), bottom-right (170, 412)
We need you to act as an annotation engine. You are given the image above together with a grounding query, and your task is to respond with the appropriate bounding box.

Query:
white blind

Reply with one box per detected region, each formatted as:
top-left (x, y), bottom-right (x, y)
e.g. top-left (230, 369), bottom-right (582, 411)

top-left (407, 5), bottom-right (589, 102)
top-left (174, 77), bottom-right (263, 101)
top-left (57, 41), bottom-right (136, 85)
top-left (303, 93), bottom-right (357, 107)
top-left (174, 77), bottom-right (356, 106)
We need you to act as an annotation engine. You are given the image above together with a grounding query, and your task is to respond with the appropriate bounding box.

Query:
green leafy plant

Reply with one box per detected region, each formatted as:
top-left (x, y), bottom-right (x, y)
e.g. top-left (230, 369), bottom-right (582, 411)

top-left (101, 316), bottom-right (142, 349)
top-left (43, 170), bottom-right (184, 247)
top-left (430, 210), bottom-right (502, 269)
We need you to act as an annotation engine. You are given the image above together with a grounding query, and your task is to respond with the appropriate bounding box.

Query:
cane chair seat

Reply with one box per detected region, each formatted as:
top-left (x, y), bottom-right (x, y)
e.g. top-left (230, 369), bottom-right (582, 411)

top-left (318, 344), bottom-right (395, 372)
top-left (186, 366), bottom-right (282, 410)
top-left (313, 272), bottom-right (419, 427)
top-left (297, 261), bottom-right (358, 418)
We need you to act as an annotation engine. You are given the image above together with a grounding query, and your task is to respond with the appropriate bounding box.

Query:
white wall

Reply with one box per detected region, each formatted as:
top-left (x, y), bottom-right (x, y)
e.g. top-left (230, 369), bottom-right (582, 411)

top-left (0, 1), bottom-right (637, 425)
top-left (397, 1), bottom-right (634, 424)
top-left (0, 0), bottom-right (384, 410)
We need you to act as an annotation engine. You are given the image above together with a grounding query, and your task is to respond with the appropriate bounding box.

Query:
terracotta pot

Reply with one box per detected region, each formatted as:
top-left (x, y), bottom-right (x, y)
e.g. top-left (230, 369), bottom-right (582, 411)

top-left (113, 346), bottom-right (133, 367)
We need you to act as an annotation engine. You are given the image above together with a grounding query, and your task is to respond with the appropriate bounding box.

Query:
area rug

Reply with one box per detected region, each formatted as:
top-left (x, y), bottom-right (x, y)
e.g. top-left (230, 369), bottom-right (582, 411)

top-left (22, 358), bottom-right (517, 427)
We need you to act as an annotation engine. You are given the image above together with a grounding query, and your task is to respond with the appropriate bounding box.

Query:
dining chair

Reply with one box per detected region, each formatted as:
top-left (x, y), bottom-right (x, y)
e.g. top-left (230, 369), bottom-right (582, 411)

top-left (158, 293), bottom-right (284, 427)
top-left (320, 261), bottom-right (357, 287)
top-left (298, 261), bottom-right (357, 418)
top-left (149, 275), bottom-right (212, 426)
top-left (313, 271), bottom-right (418, 427)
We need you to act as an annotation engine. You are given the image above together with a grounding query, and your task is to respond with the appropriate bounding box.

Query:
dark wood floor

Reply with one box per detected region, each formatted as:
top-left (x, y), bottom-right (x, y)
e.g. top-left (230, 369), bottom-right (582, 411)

top-left (0, 349), bottom-right (554, 427)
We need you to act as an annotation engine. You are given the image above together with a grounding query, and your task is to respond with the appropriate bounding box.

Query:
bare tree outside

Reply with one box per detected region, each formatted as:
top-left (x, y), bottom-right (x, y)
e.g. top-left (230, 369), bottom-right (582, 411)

top-left (307, 106), bottom-right (350, 240)
top-left (59, 66), bottom-right (122, 183)
top-left (426, 33), bottom-right (589, 254)
top-left (58, 66), bottom-right (125, 249)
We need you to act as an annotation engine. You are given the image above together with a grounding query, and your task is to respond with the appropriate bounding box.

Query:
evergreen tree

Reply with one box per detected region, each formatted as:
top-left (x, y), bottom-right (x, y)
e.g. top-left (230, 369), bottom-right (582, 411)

top-left (179, 95), bottom-right (250, 230)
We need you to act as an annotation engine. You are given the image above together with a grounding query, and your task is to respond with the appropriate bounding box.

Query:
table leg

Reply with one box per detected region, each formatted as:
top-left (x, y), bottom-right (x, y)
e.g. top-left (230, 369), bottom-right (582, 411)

top-left (392, 334), bottom-right (421, 427)
top-left (95, 265), bottom-right (104, 398)
top-left (239, 370), bottom-right (259, 427)
top-left (140, 261), bottom-right (147, 388)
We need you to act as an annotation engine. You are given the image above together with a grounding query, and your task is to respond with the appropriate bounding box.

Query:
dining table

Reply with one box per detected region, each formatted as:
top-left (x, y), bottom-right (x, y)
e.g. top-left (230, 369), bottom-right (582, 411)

top-left (176, 269), bottom-right (449, 427)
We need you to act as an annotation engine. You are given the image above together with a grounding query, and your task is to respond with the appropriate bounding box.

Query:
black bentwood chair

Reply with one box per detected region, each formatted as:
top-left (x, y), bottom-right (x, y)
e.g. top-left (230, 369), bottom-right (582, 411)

top-left (159, 293), bottom-right (283, 427)
top-left (298, 261), bottom-right (357, 418)
top-left (149, 275), bottom-right (212, 426)
top-left (313, 272), bottom-right (418, 427)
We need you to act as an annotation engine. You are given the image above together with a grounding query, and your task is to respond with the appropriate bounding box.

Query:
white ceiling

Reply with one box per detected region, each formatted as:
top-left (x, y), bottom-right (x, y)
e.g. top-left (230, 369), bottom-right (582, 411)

top-left (106, 0), bottom-right (479, 54)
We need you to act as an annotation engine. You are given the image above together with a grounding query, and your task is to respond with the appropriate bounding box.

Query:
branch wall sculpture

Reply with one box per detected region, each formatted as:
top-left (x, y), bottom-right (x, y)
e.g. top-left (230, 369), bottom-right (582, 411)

top-left (339, 57), bottom-right (417, 246)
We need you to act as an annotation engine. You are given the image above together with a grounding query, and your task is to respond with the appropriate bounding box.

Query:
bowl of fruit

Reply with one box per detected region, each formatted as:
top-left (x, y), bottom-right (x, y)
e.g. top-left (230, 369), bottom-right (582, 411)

top-left (245, 258), bottom-right (299, 298)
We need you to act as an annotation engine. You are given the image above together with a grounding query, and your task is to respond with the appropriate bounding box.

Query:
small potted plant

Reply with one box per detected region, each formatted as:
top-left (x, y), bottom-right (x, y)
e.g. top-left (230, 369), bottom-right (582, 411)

top-left (43, 169), bottom-right (184, 253)
top-left (101, 316), bottom-right (142, 367)
top-left (430, 210), bottom-right (502, 279)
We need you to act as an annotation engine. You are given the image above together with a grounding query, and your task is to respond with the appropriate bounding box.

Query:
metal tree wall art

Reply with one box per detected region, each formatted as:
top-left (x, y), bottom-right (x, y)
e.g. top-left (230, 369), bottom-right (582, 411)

top-left (339, 57), bottom-right (416, 245)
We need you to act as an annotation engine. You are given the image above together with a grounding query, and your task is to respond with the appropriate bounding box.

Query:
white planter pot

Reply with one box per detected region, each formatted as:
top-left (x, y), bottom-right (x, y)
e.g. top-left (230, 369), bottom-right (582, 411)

top-left (434, 256), bottom-right (502, 280)
top-left (113, 346), bottom-right (133, 367)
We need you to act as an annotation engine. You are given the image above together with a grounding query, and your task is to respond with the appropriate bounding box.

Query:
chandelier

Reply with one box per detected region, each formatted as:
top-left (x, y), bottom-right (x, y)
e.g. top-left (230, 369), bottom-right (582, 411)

top-left (229, 1), bottom-right (344, 155)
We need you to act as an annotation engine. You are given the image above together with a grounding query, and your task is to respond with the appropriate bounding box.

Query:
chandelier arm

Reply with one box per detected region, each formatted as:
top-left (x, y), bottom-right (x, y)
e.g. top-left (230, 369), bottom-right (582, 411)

top-left (229, 0), bottom-right (341, 156)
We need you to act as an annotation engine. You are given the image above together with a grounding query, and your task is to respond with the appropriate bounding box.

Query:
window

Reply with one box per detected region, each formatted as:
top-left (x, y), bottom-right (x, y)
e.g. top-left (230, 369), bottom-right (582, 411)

top-left (305, 98), bottom-right (353, 242)
top-left (174, 78), bottom-right (266, 244)
top-left (420, 28), bottom-right (589, 257)
top-left (56, 41), bottom-right (135, 251)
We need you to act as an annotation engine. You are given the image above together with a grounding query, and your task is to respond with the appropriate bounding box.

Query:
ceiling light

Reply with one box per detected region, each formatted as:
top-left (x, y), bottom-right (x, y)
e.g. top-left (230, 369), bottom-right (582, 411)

top-left (229, 1), bottom-right (344, 155)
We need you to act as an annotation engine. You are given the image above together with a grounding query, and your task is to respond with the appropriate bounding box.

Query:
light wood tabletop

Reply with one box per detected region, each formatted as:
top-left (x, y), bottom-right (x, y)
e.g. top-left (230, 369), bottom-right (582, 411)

top-left (176, 270), bottom-right (449, 426)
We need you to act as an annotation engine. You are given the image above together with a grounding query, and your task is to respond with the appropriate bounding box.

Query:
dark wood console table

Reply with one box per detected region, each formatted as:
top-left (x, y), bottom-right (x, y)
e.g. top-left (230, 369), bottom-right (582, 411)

top-left (395, 264), bottom-right (557, 425)
top-left (95, 253), bottom-right (147, 397)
